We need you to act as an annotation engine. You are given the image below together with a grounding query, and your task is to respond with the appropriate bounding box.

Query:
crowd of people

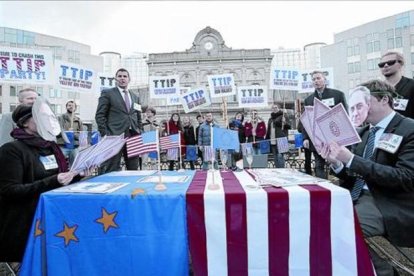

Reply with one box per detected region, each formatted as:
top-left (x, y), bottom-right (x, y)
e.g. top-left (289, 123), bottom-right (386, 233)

top-left (1, 50), bottom-right (414, 275)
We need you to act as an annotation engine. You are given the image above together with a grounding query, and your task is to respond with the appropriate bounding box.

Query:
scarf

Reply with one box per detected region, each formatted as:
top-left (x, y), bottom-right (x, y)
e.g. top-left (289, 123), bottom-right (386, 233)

top-left (11, 128), bottom-right (68, 173)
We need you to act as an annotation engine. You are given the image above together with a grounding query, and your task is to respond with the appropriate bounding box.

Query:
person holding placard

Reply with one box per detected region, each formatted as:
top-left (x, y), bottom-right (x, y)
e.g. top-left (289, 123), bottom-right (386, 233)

top-left (322, 79), bottom-right (414, 275)
top-left (302, 70), bottom-right (348, 179)
top-left (57, 100), bottom-right (83, 165)
top-left (95, 68), bottom-right (142, 173)
top-left (379, 51), bottom-right (414, 119)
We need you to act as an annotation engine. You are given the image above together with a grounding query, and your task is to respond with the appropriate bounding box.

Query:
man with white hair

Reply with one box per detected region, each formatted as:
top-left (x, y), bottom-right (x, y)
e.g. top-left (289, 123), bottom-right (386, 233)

top-left (0, 88), bottom-right (38, 146)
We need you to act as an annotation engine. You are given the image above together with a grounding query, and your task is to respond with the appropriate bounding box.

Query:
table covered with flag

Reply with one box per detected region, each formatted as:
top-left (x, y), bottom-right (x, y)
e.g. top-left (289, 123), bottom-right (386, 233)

top-left (20, 170), bottom-right (375, 276)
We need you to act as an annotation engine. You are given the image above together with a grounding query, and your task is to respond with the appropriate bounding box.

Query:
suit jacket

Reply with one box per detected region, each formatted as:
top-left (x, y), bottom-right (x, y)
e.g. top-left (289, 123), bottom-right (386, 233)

top-left (395, 76), bottom-right (414, 119)
top-left (95, 87), bottom-right (142, 136)
top-left (303, 87), bottom-right (348, 152)
top-left (337, 113), bottom-right (414, 247)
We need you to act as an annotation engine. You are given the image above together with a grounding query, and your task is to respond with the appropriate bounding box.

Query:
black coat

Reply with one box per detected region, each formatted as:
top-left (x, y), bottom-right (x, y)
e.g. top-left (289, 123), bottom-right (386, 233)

top-left (266, 111), bottom-right (290, 140)
top-left (183, 125), bottom-right (196, 145)
top-left (395, 76), bottom-right (414, 119)
top-left (0, 140), bottom-right (63, 261)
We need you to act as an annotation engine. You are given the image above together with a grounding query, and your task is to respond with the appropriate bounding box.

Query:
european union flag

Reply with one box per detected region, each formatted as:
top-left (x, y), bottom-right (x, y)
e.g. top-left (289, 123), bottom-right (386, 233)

top-left (212, 128), bottom-right (240, 151)
top-left (259, 140), bottom-right (270, 154)
top-left (186, 146), bottom-right (197, 161)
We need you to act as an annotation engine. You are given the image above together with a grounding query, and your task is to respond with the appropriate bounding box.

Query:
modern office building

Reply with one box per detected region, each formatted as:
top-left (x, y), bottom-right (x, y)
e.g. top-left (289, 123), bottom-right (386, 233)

top-left (0, 27), bottom-right (103, 122)
top-left (121, 52), bottom-right (149, 89)
top-left (99, 51), bottom-right (121, 76)
top-left (321, 10), bottom-right (414, 95)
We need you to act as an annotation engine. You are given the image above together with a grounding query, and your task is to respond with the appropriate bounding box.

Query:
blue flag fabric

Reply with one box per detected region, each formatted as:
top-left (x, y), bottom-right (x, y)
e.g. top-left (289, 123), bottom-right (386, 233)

top-left (259, 140), bottom-right (271, 154)
top-left (212, 128), bottom-right (240, 151)
top-left (148, 151), bottom-right (158, 159)
top-left (20, 171), bottom-right (195, 276)
top-left (186, 145), bottom-right (197, 161)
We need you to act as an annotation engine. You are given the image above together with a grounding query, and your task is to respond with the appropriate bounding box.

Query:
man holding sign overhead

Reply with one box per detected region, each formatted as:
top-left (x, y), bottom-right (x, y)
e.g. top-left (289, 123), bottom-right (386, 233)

top-left (95, 68), bottom-right (142, 173)
top-left (302, 70), bottom-right (348, 179)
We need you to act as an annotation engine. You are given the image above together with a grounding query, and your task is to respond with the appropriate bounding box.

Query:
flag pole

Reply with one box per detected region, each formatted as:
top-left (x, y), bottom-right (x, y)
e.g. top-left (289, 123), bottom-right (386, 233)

top-left (155, 127), bottom-right (166, 191)
top-left (209, 123), bottom-right (217, 189)
top-left (178, 130), bottom-right (183, 171)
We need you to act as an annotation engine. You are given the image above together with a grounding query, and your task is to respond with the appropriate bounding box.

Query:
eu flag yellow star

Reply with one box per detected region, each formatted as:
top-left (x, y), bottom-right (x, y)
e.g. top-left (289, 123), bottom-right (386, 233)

top-left (95, 208), bottom-right (119, 233)
top-left (35, 219), bottom-right (43, 237)
top-left (55, 223), bottom-right (79, 246)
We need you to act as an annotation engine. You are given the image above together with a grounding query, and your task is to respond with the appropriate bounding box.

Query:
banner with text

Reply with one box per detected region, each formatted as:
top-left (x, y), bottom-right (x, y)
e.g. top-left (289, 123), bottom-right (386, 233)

top-left (269, 68), bottom-right (301, 91)
top-left (299, 68), bottom-right (335, 93)
top-left (180, 87), bottom-right (211, 113)
top-left (97, 73), bottom-right (116, 92)
top-left (149, 75), bottom-right (180, 99)
top-left (55, 60), bottom-right (97, 92)
top-left (237, 85), bottom-right (268, 108)
top-left (166, 87), bottom-right (190, 106)
top-left (208, 73), bottom-right (236, 98)
top-left (0, 46), bottom-right (53, 84)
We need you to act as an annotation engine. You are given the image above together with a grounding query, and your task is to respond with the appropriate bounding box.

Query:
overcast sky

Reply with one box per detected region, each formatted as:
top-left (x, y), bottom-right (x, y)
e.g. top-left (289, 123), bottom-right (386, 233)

top-left (1, 1), bottom-right (413, 56)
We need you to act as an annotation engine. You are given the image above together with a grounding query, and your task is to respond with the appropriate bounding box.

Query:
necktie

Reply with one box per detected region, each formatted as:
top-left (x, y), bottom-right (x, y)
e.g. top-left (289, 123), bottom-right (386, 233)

top-left (123, 90), bottom-right (130, 112)
top-left (350, 126), bottom-right (380, 201)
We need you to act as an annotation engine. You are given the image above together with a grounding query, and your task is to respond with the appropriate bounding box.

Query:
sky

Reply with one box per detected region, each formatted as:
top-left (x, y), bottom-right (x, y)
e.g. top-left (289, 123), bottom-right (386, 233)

top-left (1, 1), bottom-right (413, 56)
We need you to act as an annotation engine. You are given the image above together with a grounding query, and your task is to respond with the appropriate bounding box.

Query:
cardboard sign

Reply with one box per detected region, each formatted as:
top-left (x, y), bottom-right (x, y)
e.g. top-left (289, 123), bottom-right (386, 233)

top-left (180, 87), bottom-right (211, 113)
top-left (269, 68), bottom-right (301, 91)
top-left (237, 85), bottom-right (268, 108)
top-left (208, 73), bottom-right (236, 98)
top-left (149, 75), bottom-right (180, 99)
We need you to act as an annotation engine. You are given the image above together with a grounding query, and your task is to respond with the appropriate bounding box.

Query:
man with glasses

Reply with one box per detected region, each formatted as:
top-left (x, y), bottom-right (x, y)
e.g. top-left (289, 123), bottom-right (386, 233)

top-left (379, 51), bottom-right (414, 119)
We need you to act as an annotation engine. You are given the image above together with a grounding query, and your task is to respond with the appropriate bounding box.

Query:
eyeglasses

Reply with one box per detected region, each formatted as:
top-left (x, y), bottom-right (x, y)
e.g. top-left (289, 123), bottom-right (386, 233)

top-left (378, 60), bottom-right (400, 68)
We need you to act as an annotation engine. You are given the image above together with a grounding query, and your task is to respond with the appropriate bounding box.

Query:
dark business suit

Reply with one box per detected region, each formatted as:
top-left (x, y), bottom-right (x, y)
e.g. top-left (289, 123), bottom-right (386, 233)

top-left (303, 87), bottom-right (348, 178)
top-left (395, 76), bottom-right (414, 119)
top-left (337, 113), bottom-right (414, 248)
top-left (95, 87), bottom-right (142, 173)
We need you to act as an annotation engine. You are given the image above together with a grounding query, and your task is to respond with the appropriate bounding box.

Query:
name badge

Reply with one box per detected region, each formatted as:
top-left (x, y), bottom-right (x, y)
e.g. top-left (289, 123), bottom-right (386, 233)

top-left (39, 155), bottom-right (58, 170)
top-left (322, 97), bottom-right (335, 107)
top-left (133, 103), bottom-right (142, 112)
top-left (393, 99), bottom-right (408, 111)
top-left (377, 133), bottom-right (403, 154)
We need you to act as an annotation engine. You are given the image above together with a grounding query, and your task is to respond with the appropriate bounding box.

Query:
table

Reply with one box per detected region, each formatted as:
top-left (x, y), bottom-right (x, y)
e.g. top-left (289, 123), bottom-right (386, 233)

top-left (20, 169), bottom-right (374, 276)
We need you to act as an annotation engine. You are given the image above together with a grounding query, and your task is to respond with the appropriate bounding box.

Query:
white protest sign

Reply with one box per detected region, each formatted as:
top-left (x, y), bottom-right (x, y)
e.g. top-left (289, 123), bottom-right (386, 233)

top-left (97, 73), bottom-right (116, 92)
top-left (149, 75), bottom-right (180, 99)
top-left (207, 73), bottom-right (236, 98)
top-left (180, 87), bottom-right (211, 113)
top-left (299, 68), bottom-right (334, 93)
top-left (269, 68), bottom-right (301, 91)
top-left (55, 60), bottom-right (96, 92)
top-left (166, 87), bottom-right (190, 106)
top-left (237, 85), bottom-right (268, 108)
top-left (0, 46), bottom-right (54, 84)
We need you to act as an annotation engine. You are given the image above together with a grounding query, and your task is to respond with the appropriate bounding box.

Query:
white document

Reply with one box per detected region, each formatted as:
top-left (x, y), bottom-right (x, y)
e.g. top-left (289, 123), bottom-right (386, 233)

top-left (53, 182), bottom-right (128, 194)
top-left (312, 98), bottom-right (331, 152)
top-left (138, 175), bottom-right (191, 183)
top-left (251, 168), bottom-right (330, 187)
top-left (315, 103), bottom-right (361, 147)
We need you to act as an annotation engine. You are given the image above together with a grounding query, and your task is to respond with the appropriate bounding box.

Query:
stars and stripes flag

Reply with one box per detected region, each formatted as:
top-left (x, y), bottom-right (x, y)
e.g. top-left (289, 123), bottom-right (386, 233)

top-left (276, 137), bottom-right (290, 153)
top-left (126, 131), bottom-right (158, 158)
top-left (160, 133), bottom-right (180, 150)
top-left (186, 170), bottom-right (375, 276)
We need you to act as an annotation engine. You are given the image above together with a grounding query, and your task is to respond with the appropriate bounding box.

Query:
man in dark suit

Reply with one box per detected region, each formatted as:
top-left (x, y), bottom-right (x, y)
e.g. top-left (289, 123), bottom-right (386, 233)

top-left (379, 51), bottom-right (414, 119)
top-left (95, 68), bottom-right (142, 173)
top-left (302, 70), bottom-right (348, 179)
top-left (322, 79), bottom-right (414, 275)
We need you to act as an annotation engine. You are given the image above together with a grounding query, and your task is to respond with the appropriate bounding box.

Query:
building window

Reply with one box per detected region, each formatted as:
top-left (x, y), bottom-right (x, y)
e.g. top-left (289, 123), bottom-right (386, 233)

top-left (374, 41), bottom-right (380, 51)
top-left (367, 59), bottom-right (375, 71)
top-left (10, 86), bottom-right (16, 97)
top-left (348, 63), bottom-right (354, 74)
top-left (366, 42), bottom-right (373, 54)
top-left (347, 46), bottom-right (353, 57)
top-left (411, 35), bottom-right (414, 46)
top-left (9, 103), bottom-right (18, 113)
top-left (354, 62), bottom-right (361, 73)
top-left (36, 87), bottom-right (43, 95)
top-left (354, 45), bottom-right (360, 55)
top-left (395, 37), bottom-right (403, 48)
top-left (386, 29), bottom-right (394, 38)
top-left (387, 38), bottom-right (394, 49)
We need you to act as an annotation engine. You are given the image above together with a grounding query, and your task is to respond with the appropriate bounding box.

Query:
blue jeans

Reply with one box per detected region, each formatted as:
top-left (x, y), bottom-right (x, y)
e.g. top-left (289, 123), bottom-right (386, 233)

top-left (271, 145), bottom-right (285, 168)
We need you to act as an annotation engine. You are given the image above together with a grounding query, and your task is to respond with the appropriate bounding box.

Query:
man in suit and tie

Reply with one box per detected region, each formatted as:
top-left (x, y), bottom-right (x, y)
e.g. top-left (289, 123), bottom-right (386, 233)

top-left (302, 70), bottom-right (348, 179)
top-left (95, 68), bottom-right (142, 173)
top-left (322, 79), bottom-right (414, 275)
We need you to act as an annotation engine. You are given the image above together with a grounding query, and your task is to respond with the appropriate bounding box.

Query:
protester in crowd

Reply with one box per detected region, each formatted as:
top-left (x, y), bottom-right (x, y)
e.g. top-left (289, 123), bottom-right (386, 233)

top-left (244, 109), bottom-right (266, 152)
top-left (302, 70), bottom-right (348, 179)
top-left (321, 79), bottom-right (414, 275)
top-left (198, 112), bottom-right (219, 170)
top-left (379, 51), bottom-right (414, 119)
top-left (0, 88), bottom-right (38, 147)
top-left (195, 114), bottom-right (204, 159)
top-left (141, 106), bottom-right (159, 169)
top-left (228, 111), bottom-right (245, 170)
top-left (349, 86), bottom-right (370, 127)
top-left (182, 116), bottom-right (196, 170)
top-left (95, 68), bottom-right (142, 173)
top-left (165, 113), bottom-right (185, 171)
top-left (57, 100), bottom-right (83, 165)
top-left (0, 105), bottom-right (83, 263)
top-left (266, 104), bottom-right (291, 168)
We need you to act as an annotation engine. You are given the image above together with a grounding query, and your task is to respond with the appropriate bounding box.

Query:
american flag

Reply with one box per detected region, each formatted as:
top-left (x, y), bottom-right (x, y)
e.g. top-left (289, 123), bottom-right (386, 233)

top-left (160, 134), bottom-right (180, 150)
top-left (126, 131), bottom-right (158, 158)
top-left (276, 137), bottom-right (290, 153)
top-left (186, 170), bottom-right (375, 276)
